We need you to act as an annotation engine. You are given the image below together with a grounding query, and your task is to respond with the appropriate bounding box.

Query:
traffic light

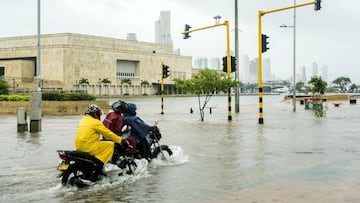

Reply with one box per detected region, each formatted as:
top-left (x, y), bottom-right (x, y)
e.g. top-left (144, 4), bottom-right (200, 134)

top-left (222, 56), bottom-right (227, 72)
top-left (231, 56), bottom-right (236, 72)
top-left (183, 24), bottom-right (191, 39)
top-left (222, 56), bottom-right (236, 73)
top-left (261, 34), bottom-right (269, 53)
top-left (162, 65), bottom-right (170, 78)
top-left (314, 0), bottom-right (321, 11)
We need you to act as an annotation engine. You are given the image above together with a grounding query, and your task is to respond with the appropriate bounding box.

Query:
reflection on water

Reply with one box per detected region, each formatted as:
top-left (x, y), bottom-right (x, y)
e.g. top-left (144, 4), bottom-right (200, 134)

top-left (1, 95), bottom-right (360, 202)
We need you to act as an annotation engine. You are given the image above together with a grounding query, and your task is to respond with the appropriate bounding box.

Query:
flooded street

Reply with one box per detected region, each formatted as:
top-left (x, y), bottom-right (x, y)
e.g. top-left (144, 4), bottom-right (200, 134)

top-left (1, 95), bottom-right (360, 202)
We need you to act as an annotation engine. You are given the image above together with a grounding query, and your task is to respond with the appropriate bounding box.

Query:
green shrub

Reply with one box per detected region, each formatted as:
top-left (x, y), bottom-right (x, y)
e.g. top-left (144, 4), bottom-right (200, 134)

top-left (0, 92), bottom-right (95, 101)
top-left (0, 95), bottom-right (30, 101)
top-left (42, 92), bottom-right (95, 101)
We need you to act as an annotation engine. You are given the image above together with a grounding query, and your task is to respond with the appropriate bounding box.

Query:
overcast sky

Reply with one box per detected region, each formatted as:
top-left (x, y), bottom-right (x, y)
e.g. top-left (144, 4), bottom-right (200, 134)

top-left (1, 0), bottom-right (359, 84)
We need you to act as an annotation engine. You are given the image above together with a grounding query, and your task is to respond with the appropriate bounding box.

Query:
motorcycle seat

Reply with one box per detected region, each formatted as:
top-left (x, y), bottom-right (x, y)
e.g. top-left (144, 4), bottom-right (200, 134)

top-left (67, 150), bottom-right (103, 165)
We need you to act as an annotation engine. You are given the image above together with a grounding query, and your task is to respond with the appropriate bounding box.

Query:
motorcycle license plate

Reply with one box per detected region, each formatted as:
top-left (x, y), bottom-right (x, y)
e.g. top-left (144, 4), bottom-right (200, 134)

top-left (57, 163), bottom-right (69, 171)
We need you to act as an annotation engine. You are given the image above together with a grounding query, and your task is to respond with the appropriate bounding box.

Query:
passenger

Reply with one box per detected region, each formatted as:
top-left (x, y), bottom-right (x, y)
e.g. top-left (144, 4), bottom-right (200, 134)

top-left (123, 103), bottom-right (152, 160)
top-left (103, 100), bottom-right (137, 160)
top-left (75, 104), bottom-right (124, 164)
top-left (103, 100), bottom-right (128, 135)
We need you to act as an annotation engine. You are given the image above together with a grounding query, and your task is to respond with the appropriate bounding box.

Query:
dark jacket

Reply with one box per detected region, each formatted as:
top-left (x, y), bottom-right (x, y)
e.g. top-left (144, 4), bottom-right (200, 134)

top-left (123, 103), bottom-right (150, 144)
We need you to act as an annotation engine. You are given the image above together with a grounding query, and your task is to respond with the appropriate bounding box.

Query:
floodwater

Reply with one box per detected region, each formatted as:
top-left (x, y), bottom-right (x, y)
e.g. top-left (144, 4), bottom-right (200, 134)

top-left (1, 95), bottom-right (360, 203)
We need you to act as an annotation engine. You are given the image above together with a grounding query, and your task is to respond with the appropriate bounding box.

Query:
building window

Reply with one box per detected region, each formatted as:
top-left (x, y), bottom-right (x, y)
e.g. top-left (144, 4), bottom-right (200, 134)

top-left (116, 60), bottom-right (139, 80)
top-left (0, 67), bottom-right (4, 80)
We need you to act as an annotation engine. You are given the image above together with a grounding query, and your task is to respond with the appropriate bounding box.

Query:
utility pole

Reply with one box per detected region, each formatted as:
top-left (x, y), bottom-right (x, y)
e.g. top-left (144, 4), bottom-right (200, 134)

top-left (292, 0), bottom-right (297, 112)
top-left (30, 0), bottom-right (42, 132)
top-left (234, 0), bottom-right (240, 113)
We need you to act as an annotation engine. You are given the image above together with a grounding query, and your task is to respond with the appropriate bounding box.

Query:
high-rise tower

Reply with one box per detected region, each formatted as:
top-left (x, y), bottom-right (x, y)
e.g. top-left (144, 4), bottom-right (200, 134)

top-left (155, 11), bottom-right (172, 45)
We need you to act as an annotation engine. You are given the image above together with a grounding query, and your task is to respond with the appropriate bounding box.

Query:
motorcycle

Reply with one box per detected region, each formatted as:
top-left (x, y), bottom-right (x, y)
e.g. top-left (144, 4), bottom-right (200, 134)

top-left (56, 150), bottom-right (106, 187)
top-left (56, 123), bottom-right (173, 186)
top-left (56, 143), bottom-right (136, 187)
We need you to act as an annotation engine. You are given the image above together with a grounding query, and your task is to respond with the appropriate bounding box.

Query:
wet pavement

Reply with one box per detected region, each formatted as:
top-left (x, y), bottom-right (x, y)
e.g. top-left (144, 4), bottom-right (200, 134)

top-left (1, 95), bottom-right (360, 202)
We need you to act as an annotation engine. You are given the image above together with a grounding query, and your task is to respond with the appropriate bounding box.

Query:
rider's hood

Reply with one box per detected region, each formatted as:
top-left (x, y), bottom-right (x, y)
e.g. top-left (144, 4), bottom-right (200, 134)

top-left (126, 103), bottom-right (137, 116)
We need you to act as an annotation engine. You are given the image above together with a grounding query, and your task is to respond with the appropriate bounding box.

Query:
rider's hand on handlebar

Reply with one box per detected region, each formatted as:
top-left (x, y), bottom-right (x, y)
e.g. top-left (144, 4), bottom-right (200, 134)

top-left (121, 139), bottom-right (132, 149)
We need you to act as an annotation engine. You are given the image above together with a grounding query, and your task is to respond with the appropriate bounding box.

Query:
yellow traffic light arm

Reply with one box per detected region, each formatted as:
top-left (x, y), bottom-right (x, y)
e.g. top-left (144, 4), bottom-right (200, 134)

top-left (257, 0), bottom-right (321, 124)
top-left (260, 1), bottom-right (315, 16)
top-left (181, 22), bottom-right (226, 35)
top-left (181, 20), bottom-right (233, 121)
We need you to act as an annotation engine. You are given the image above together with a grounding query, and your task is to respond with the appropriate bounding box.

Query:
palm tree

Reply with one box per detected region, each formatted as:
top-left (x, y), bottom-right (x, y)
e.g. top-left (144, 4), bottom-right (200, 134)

top-left (121, 79), bottom-right (132, 95)
top-left (141, 80), bottom-right (150, 95)
top-left (79, 77), bottom-right (89, 93)
top-left (101, 78), bottom-right (111, 95)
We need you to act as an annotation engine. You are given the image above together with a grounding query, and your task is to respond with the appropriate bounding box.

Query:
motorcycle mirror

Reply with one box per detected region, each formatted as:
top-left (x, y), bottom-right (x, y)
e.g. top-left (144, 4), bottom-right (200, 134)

top-left (121, 125), bottom-right (130, 133)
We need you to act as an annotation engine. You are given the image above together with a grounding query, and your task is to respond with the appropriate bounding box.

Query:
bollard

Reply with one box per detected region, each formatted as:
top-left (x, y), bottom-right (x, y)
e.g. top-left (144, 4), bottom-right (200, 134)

top-left (30, 92), bottom-right (42, 132)
top-left (17, 107), bottom-right (28, 132)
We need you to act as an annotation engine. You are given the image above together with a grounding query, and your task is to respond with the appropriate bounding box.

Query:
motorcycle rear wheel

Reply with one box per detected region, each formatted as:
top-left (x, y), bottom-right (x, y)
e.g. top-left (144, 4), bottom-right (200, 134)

top-left (61, 166), bottom-right (77, 186)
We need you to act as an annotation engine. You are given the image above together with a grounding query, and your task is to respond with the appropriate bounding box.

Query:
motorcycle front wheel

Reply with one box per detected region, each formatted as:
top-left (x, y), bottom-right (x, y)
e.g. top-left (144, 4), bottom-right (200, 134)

top-left (152, 145), bottom-right (173, 159)
top-left (118, 157), bottom-right (137, 175)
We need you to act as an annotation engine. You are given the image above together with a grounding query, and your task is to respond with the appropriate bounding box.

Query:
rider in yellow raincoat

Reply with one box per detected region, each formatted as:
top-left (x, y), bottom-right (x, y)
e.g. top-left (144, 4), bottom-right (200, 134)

top-left (75, 104), bottom-right (123, 164)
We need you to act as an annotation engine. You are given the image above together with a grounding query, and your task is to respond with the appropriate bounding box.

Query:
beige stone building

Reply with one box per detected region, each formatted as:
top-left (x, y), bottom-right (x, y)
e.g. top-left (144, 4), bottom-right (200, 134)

top-left (0, 33), bottom-right (192, 96)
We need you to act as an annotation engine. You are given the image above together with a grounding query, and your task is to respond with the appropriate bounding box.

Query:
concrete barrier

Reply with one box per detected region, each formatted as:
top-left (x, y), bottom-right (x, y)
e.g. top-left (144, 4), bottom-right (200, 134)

top-left (17, 107), bottom-right (28, 132)
top-left (0, 100), bottom-right (109, 115)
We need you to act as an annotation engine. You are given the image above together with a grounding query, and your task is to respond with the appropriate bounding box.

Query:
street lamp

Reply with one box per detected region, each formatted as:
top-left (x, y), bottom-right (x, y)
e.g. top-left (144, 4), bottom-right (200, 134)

top-left (280, 0), bottom-right (297, 112)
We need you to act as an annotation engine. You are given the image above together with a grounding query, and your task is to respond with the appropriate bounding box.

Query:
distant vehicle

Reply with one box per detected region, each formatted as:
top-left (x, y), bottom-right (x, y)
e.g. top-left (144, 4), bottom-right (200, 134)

top-left (272, 86), bottom-right (289, 93)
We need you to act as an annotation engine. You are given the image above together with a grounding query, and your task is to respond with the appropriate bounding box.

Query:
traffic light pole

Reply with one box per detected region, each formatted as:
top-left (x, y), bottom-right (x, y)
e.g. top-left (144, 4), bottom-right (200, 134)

top-left (182, 21), bottom-right (232, 121)
top-left (257, 0), bottom-right (321, 124)
top-left (161, 62), bottom-right (165, 114)
top-left (258, 11), bottom-right (264, 124)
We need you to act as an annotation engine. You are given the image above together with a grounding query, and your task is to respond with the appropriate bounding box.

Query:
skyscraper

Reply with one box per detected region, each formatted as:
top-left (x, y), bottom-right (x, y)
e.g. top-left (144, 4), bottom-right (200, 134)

top-left (312, 62), bottom-right (318, 78)
top-left (155, 11), bottom-right (172, 45)
top-left (321, 64), bottom-right (328, 83)
top-left (300, 66), bottom-right (307, 83)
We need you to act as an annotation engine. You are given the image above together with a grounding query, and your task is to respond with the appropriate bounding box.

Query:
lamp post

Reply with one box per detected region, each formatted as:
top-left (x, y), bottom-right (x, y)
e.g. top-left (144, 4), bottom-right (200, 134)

top-left (30, 0), bottom-right (42, 132)
top-left (280, 0), bottom-right (296, 112)
top-left (234, 0), bottom-right (240, 113)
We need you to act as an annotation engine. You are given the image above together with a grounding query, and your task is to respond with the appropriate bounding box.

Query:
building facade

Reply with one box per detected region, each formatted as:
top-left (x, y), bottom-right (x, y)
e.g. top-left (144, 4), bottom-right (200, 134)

top-left (0, 33), bottom-right (192, 95)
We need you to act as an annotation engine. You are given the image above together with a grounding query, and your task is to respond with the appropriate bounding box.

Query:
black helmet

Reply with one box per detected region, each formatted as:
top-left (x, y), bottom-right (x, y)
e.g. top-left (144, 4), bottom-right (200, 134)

top-left (85, 104), bottom-right (102, 120)
top-left (111, 100), bottom-right (128, 113)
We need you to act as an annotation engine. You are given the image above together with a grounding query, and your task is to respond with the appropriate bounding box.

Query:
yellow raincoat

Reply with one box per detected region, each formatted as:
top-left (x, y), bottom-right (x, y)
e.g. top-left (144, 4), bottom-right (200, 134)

top-left (75, 115), bottom-right (122, 164)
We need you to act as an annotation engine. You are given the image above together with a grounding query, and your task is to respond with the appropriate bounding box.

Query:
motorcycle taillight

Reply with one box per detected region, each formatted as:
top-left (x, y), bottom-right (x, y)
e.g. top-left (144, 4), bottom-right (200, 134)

top-left (59, 154), bottom-right (68, 161)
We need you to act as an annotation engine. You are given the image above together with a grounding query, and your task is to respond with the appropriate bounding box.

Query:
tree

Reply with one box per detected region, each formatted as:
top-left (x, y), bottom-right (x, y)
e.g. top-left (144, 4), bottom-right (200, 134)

top-left (141, 80), bottom-right (150, 95)
top-left (332, 76), bottom-right (351, 92)
top-left (100, 78), bottom-right (111, 95)
top-left (79, 77), bottom-right (89, 86)
top-left (349, 84), bottom-right (358, 93)
top-left (308, 76), bottom-right (327, 117)
top-left (308, 76), bottom-right (327, 95)
top-left (121, 78), bottom-right (132, 95)
top-left (0, 80), bottom-right (10, 95)
top-left (295, 81), bottom-right (305, 93)
top-left (78, 77), bottom-right (89, 92)
top-left (174, 68), bottom-right (238, 121)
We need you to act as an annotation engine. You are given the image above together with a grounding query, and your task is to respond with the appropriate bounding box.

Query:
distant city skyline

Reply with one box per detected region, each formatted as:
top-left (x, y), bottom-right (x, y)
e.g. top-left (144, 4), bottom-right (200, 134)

top-left (192, 54), bottom-right (331, 86)
top-left (154, 10), bottom-right (351, 86)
